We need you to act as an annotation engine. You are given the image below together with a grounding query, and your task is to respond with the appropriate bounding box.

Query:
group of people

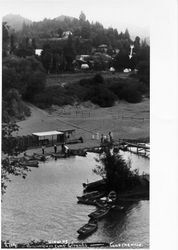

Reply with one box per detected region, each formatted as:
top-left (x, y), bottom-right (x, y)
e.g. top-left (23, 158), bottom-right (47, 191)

top-left (100, 131), bottom-right (113, 145)
top-left (41, 143), bottom-right (70, 157)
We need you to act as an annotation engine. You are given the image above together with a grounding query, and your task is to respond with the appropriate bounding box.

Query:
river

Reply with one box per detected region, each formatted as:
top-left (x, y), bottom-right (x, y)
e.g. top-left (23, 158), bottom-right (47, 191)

top-left (2, 152), bottom-right (149, 248)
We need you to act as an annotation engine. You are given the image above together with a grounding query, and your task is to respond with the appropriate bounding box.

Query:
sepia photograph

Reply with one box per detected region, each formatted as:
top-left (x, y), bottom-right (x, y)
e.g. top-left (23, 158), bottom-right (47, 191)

top-left (1, 0), bottom-right (151, 248)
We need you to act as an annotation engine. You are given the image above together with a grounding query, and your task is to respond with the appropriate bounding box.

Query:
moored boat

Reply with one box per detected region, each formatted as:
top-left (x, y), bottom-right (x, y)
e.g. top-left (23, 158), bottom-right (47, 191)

top-left (77, 191), bottom-right (105, 205)
top-left (81, 191), bottom-right (105, 199)
top-left (88, 206), bottom-right (111, 220)
top-left (77, 219), bottom-right (98, 238)
top-left (83, 179), bottom-right (106, 192)
top-left (21, 160), bottom-right (39, 168)
top-left (77, 197), bottom-right (97, 206)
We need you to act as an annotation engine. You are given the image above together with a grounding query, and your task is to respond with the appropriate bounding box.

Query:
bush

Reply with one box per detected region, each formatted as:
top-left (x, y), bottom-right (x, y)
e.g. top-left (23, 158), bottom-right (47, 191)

top-left (93, 74), bottom-right (104, 84)
top-left (120, 87), bottom-right (142, 103)
top-left (89, 86), bottom-right (116, 107)
top-left (108, 78), bottom-right (143, 103)
top-left (33, 86), bottom-right (74, 108)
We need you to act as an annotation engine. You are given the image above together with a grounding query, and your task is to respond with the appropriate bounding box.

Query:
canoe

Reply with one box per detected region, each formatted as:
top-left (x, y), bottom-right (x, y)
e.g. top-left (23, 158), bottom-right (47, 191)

top-left (77, 191), bottom-right (105, 205)
top-left (77, 197), bottom-right (97, 206)
top-left (33, 154), bottom-right (47, 161)
top-left (51, 153), bottom-right (66, 158)
top-left (70, 150), bottom-right (87, 157)
top-left (80, 191), bottom-right (105, 199)
top-left (83, 179), bottom-right (106, 192)
top-left (95, 199), bottom-right (108, 208)
top-left (21, 160), bottom-right (39, 168)
top-left (88, 206), bottom-right (111, 220)
top-left (77, 219), bottom-right (98, 237)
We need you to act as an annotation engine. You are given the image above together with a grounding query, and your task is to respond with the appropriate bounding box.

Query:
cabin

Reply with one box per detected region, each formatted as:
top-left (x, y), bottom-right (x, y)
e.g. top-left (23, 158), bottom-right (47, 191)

top-left (32, 131), bottom-right (65, 146)
top-left (32, 129), bottom-right (77, 146)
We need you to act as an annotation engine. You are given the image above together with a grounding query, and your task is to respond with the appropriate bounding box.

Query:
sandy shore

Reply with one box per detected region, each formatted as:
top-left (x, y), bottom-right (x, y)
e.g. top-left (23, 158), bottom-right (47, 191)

top-left (16, 99), bottom-right (149, 150)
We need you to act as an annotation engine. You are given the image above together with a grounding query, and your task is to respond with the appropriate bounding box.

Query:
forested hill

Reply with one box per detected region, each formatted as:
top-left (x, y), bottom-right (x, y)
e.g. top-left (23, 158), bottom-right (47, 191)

top-left (2, 12), bottom-right (149, 122)
top-left (3, 14), bottom-right (32, 31)
top-left (4, 12), bottom-right (142, 48)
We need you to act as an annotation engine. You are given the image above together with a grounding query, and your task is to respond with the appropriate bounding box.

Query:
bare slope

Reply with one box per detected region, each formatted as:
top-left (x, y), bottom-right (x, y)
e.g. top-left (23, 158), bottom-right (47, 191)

top-left (17, 99), bottom-right (149, 148)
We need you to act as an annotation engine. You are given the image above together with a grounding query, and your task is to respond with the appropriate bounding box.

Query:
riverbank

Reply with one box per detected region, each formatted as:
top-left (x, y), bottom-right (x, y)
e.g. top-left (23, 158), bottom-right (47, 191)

top-left (16, 99), bottom-right (149, 150)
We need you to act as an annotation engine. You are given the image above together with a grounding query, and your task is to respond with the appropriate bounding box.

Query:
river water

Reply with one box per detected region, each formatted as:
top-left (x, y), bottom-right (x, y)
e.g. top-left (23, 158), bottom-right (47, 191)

top-left (2, 152), bottom-right (149, 248)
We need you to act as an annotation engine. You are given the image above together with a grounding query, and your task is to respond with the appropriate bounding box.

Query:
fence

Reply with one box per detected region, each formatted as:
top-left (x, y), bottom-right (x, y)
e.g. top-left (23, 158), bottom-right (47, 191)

top-left (54, 109), bottom-right (149, 121)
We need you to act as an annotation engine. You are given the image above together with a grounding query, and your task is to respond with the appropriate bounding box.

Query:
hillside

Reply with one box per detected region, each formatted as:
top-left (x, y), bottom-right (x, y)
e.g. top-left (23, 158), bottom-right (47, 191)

top-left (3, 14), bottom-right (32, 31)
top-left (54, 15), bottom-right (75, 21)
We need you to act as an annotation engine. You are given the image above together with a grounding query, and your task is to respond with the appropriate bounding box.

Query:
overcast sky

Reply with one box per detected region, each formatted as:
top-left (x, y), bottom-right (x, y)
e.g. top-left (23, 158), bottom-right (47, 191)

top-left (0, 0), bottom-right (150, 38)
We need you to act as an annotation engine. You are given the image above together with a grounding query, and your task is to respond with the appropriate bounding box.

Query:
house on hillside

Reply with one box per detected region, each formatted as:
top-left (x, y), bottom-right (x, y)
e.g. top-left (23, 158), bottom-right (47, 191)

top-left (62, 31), bottom-right (73, 39)
top-left (35, 49), bottom-right (43, 56)
top-left (97, 44), bottom-right (108, 53)
top-left (73, 55), bottom-right (93, 71)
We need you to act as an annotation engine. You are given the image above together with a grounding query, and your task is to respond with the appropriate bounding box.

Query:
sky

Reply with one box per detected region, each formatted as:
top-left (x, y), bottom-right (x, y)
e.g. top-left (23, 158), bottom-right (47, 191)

top-left (0, 0), bottom-right (150, 38)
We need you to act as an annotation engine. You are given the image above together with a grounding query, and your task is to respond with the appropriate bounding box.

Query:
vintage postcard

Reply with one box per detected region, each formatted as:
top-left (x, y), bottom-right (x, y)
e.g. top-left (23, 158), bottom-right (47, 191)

top-left (2, 0), bottom-right (175, 249)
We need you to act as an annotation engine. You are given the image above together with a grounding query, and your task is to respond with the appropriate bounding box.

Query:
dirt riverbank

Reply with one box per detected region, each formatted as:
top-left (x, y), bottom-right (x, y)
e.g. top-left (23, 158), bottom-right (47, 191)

top-left (16, 99), bottom-right (149, 150)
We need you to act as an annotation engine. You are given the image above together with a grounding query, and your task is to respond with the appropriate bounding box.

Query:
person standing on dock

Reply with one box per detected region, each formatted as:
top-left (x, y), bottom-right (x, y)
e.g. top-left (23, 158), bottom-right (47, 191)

top-left (108, 131), bottom-right (113, 143)
top-left (54, 144), bottom-right (57, 154)
top-left (64, 145), bottom-right (70, 157)
top-left (100, 134), bottom-right (104, 144)
top-left (42, 145), bottom-right (45, 155)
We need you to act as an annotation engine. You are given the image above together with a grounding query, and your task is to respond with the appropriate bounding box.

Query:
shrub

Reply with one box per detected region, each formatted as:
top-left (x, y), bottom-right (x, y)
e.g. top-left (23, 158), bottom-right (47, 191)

top-left (93, 74), bottom-right (104, 84)
top-left (120, 87), bottom-right (142, 103)
top-left (108, 78), bottom-right (143, 103)
top-left (33, 86), bottom-right (74, 108)
top-left (89, 86), bottom-right (116, 107)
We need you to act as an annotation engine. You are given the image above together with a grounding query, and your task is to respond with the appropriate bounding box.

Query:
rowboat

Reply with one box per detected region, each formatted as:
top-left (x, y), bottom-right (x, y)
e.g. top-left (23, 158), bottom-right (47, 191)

top-left (70, 150), bottom-right (87, 157)
top-left (83, 179), bottom-right (106, 192)
top-left (88, 206), bottom-right (111, 220)
top-left (21, 160), bottom-right (39, 168)
top-left (51, 153), bottom-right (66, 158)
top-left (80, 191), bottom-right (105, 199)
top-left (77, 191), bottom-right (105, 205)
top-left (77, 219), bottom-right (98, 238)
top-left (95, 199), bottom-right (108, 208)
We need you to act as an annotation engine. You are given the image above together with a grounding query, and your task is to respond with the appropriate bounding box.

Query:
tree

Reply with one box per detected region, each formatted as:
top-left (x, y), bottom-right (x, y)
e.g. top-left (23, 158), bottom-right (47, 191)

top-left (41, 44), bottom-right (53, 73)
top-left (1, 123), bottom-right (31, 196)
top-left (2, 22), bottom-right (10, 57)
top-left (63, 35), bottom-right (76, 71)
top-left (32, 38), bottom-right (37, 49)
top-left (124, 28), bottom-right (130, 40)
top-left (81, 22), bottom-right (91, 39)
top-left (10, 33), bottom-right (16, 54)
top-left (79, 11), bottom-right (86, 22)
top-left (134, 36), bottom-right (141, 50)
top-left (93, 151), bottom-right (140, 192)
top-left (3, 56), bottom-right (46, 104)
top-left (113, 51), bottom-right (130, 71)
